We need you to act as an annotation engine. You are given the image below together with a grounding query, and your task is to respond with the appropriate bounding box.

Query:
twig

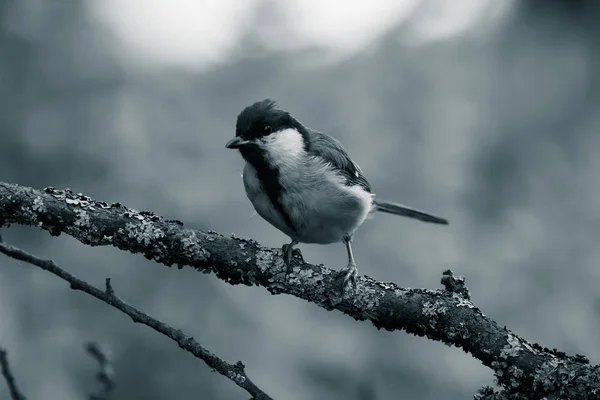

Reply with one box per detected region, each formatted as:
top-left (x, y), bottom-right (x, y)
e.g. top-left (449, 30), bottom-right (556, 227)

top-left (0, 348), bottom-right (26, 400)
top-left (85, 342), bottom-right (115, 400)
top-left (0, 241), bottom-right (272, 400)
top-left (1, 182), bottom-right (600, 398)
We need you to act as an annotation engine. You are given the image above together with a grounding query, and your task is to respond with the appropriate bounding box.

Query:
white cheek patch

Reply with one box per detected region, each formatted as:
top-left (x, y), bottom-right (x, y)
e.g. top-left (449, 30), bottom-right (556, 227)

top-left (262, 128), bottom-right (305, 167)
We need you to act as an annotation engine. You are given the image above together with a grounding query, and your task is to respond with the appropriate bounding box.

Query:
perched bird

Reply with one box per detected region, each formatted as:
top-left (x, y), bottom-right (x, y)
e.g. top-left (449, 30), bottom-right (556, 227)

top-left (226, 99), bottom-right (448, 289)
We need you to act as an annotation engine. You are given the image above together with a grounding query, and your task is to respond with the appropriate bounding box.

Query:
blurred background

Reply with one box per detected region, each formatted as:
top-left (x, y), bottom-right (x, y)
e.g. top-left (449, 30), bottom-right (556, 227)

top-left (1, 0), bottom-right (600, 399)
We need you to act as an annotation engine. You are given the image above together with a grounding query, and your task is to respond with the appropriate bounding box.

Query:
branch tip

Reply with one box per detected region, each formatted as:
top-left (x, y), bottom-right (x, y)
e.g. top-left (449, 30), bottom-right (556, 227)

top-left (441, 269), bottom-right (470, 300)
top-left (104, 278), bottom-right (114, 296)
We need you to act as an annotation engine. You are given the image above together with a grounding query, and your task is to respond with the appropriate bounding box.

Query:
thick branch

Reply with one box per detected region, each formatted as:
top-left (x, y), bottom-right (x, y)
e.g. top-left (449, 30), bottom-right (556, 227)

top-left (0, 348), bottom-right (26, 400)
top-left (0, 240), bottom-right (272, 400)
top-left (0, 182), bottom-right (599, 398)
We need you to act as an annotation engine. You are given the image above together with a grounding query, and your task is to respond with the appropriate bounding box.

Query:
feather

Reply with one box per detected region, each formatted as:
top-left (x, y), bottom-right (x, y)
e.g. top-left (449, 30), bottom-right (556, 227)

top-left (373, 198), bottom-right (448, 225)
top-left (306, 129), bottom-right (372, 193)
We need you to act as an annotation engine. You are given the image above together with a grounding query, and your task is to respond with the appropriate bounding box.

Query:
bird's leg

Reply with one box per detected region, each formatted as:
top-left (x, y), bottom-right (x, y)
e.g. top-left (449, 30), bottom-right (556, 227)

top-left (337, 236), bottom-right (358, 293)
top-left (282, 239), bottom-right (301, 274)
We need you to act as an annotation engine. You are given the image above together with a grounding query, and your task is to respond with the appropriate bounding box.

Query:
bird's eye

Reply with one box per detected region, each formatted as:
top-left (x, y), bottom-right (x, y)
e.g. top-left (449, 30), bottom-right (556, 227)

top-left (263, 125), bottom-right (272, 134)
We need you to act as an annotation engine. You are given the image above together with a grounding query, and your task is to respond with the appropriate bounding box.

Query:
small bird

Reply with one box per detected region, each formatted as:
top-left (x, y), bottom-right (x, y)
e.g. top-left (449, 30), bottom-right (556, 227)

top-left (226, 99), bottom-right (448, 289)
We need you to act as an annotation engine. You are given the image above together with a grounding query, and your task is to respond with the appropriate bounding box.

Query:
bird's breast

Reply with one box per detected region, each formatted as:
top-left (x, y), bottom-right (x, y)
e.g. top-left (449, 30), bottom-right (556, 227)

top-left (242, 158), bottom-right (373, 244)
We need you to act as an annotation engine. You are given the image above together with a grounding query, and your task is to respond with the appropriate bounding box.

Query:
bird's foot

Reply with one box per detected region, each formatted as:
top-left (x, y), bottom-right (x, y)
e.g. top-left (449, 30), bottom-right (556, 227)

top-left (336, 263), bottom-right (358, 295)
top-left (282, 243), bottom-right (303, 274)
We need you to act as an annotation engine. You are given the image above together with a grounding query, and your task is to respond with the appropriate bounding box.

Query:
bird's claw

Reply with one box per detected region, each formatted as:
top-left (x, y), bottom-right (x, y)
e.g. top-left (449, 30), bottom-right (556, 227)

top-left (282, 243), bottom-right (303, 274)
top-left (292, 248), bottom-right (303, 259)
top-left (336, 263), bottom-right (358, 295)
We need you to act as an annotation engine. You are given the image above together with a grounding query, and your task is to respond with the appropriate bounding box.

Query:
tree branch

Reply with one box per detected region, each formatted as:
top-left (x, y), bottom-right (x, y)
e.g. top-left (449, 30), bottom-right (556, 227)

top-left (0, 181), bottom-right (598, 399)
top-left (0, 348), bottom-right (26, 400)
top-left (0, 239), bottom-right (272, 400)
top-left (85, 342), bottom-right (115, 400)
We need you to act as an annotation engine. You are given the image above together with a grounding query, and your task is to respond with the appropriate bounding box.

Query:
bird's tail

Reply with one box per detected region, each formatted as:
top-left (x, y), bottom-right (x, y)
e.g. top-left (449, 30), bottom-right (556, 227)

top-left (373, 198), bottom-right (449, 225)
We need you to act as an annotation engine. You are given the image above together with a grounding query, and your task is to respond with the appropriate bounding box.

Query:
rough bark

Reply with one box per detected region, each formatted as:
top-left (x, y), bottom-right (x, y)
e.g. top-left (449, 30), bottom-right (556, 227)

top-left (0, 182), bottom-right (598, 399)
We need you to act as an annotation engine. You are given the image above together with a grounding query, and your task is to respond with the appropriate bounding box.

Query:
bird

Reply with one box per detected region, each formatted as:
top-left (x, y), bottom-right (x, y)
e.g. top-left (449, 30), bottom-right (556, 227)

top-left (226, 99), bottom-right (448, 290)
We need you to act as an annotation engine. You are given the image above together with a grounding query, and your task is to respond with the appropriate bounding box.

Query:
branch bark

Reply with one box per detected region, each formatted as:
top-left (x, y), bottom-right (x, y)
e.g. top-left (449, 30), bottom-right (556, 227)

top-left (0, 181), bottom-right (598, 399)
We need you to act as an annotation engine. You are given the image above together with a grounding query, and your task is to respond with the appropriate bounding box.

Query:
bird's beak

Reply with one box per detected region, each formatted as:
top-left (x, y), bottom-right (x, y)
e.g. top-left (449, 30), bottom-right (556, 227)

top-left (225, 137), bottom-right (251, 149)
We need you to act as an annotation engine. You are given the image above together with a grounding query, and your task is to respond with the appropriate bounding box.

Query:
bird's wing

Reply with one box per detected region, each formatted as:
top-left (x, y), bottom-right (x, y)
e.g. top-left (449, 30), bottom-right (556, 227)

top-left (306, 129), bottom-right (371, 193)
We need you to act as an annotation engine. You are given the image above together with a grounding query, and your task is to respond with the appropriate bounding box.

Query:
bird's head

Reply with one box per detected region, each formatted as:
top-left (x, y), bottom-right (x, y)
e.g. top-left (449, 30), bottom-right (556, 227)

top-left (226, 99), bottom-right (309, 167)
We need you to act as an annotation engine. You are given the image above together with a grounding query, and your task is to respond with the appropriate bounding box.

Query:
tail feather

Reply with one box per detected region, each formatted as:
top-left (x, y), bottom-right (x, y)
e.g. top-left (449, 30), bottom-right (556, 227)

top-left (373, 198), bottom-right (448, 225)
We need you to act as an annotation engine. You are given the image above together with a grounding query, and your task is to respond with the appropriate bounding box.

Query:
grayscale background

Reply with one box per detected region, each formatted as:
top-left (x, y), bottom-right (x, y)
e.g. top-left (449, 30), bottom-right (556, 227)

top-left (1, 1), bottom-right (599, 399)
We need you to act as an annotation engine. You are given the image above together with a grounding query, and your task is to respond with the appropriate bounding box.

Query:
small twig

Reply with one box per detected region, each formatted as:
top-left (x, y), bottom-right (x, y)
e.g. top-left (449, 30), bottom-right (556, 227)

top-left (85, 342), bottom-right (115, 400)
top-left (104, 278), bottom-right (114, 296)
top-left (0, 348), bottom-right (26, 400)
top-left (0, 242), bottom-right (272, 400)
top-left (441, 269), bottom-right (470, 300)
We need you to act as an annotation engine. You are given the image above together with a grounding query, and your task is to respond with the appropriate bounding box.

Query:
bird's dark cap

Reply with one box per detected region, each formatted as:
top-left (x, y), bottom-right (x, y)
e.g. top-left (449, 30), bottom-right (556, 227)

top-left (235, 99), bottom-right (293, 139)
